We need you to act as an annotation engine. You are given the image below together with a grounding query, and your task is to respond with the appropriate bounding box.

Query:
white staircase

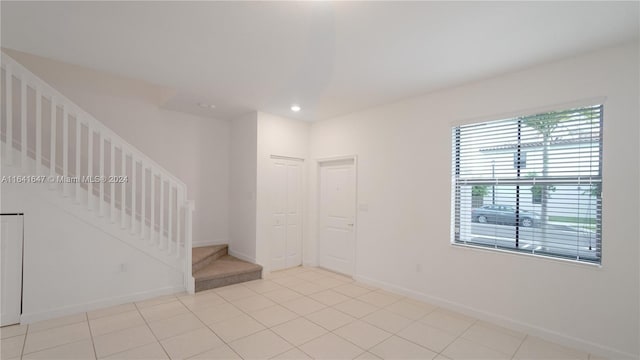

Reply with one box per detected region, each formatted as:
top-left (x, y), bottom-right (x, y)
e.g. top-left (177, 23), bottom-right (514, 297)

top-left (1, 52), bottom-right (195, 293)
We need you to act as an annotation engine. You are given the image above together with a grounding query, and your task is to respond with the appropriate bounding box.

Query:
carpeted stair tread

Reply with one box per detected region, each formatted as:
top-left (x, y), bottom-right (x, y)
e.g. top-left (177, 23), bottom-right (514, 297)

top-left (193, 255), bottom-right (262, 292)
top-left (192, 245), bottom-right (228, 273)
top-left (194, 255), bottom-right (262, 281)
top-left (192, 245), bottom-right (227, 264)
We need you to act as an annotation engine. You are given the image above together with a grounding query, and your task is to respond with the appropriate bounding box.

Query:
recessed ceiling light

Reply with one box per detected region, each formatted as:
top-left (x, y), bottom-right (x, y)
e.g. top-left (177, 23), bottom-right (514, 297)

top-left (291, 104), bottom-right (301, 112)
top-left (198, 102), bottom-right (215, 109)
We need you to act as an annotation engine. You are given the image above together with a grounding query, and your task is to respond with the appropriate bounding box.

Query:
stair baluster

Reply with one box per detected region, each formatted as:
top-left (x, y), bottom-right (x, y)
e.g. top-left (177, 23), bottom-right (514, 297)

top-left (49, 97), bottom-right (56, 188)
top-left (131, 156), bottom-right (137, 234)
top-left (150, 171), bottom-right (156, 246)
top-left (5, 64), bottom-right (12, 165)
top-left (110, 140), bottom-right (116, 222)
top-left (176, 188), bottom-right (182, 258)
top-left (75, 117), bottom-right (82, 203)
top-left (35, 86), bottom-right (42, 175)
top-left (120, 147), bottom-right (126, 229)
top-left (159, 175), bottom-right (165, 250)
top-left (140, 162), bottom-right (146, 240)
top-left (62, 105), bottom-right (69, 196)
top-left (186, 200), bottom-right (195, 292)
top-left (98, 130), bottom-right (104, 216)
top-left (87, 122), bottom-right (93, 211)
top-left (168, 182), bottom-right (173, 255)
top-left (20, 77), bottom-right (27, 173)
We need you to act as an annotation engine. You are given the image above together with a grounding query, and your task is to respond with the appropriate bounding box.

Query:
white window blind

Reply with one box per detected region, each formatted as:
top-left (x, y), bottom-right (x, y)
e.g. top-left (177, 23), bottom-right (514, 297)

top-left (451, 105), bottom-right (603, 264)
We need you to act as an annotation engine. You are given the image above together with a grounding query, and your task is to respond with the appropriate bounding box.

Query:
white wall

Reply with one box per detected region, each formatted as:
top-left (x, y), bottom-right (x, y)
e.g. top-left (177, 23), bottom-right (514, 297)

top-left (228, 112), bottom-right (258, 262)
top-left (255, 112), bottom-right (310, 271)
top-left (1, 166), bottom-right (184, 323)
top-left (3, 41), bottom-right (637, 358)
top-left (228, 111), bottom-right (309, 268)
top-left (308, 43), bottom-right (639, 358)
top-left (2, 49), bottom-right (230, 247)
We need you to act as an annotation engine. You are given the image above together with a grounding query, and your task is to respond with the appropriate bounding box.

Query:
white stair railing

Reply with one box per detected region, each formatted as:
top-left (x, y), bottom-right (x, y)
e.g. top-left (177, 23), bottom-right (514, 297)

top-left (1, 52), bottom-right (194, 292)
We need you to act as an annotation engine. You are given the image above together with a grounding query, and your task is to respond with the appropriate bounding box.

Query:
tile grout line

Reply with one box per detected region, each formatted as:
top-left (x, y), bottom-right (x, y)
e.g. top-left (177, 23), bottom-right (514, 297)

top-left (22, 294), bottom-right (417, 359)
top-left (254, 273), bottom-right (350, 359)
top-left (127, 299), bottom-right (173, 360)
top-left (19, 324), bottom-right (29, 360)
top-left (267, 274), bottom-right (383, 356)
top-left (86, 303), bottom-right (138, 321)
top-left (23, 316), bottom-right (86, 335)
top-left (203, 277), bottom-right (357, 359)
top-left (85, 312), bottom-right (99, 360)
top-left (20, 318), bottom-right (92, 357)
top-left (181, 283), bottom-right (317, 358)
top-left (510, 334), bottom-right (529, 360)
top-left (175, 293), bottom-right (246, 359)
top-left (88, 301), bottom-right (171, 359)
top-left (87, 307), bottom-right (166, 340)
top-left (268, 344), bottom-right (311, 360)
top-left (14, 270), bottom-right (426, 359)
top-left (434, 316), bottom-right (479, 358)
top-left (321, 299), bottom-right (419, 356)
top-left (259, 271), bottom-right (419, 358)
top-left (455, 320), bottom-right (526, 359)
top-left (190, 271), bottom-right (357, 358)
top-left (211, 282), bottom-right (303, 358)
top-left (336, 302), bottom-right (452, 357)
top-left (354, 308), bottom-right (436, 352)
top-left (15, 268), bottom-right (594, 360)
top-left (375, 320), bottom-right (435, 355)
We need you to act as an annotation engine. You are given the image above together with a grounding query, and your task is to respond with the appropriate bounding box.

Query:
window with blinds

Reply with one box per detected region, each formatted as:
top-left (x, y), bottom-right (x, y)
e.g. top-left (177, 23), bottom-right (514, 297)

top-left (451, 105), bottom-right (603, 264)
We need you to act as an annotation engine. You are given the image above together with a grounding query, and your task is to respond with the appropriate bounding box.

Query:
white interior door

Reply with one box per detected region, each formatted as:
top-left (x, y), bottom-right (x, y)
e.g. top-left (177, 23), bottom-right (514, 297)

top-left (1, 214), bottom-right (23, 326)
top-left (319, 159), bottom-right (356, 276)
top-left (270, 157), bottom-right (303, 271)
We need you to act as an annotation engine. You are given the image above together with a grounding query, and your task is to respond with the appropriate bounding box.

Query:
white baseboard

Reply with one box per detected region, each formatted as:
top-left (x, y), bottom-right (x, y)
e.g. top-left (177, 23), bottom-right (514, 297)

top-left (353, 274), bottom-right (635, 360)
top-left (192, 239), bottom-right (227, 248)
top-left (20, 285), bottom-right (185, 324)
top-left (186, 276), bottom-right (195, 295)
top-left (302, 260), bottom-right (318, 267)
top-left (228, 249), bottom-right (256, 264)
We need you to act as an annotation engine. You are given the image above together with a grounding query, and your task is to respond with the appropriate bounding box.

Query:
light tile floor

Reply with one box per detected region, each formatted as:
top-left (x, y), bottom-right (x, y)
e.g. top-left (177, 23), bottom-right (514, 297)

top-left (1, 266), bottom-right (599, 359)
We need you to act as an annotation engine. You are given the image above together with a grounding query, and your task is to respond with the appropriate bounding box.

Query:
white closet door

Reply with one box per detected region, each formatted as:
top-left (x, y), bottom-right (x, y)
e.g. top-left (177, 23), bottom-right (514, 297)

top-left (285, 162), bottom-right (302, 268)
top-left (270, 157), bottom-right (303, 271)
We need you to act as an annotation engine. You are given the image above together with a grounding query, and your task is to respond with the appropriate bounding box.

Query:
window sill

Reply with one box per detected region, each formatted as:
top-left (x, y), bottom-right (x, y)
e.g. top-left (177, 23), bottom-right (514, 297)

top-left (450, 242), bottom-right (603, 269)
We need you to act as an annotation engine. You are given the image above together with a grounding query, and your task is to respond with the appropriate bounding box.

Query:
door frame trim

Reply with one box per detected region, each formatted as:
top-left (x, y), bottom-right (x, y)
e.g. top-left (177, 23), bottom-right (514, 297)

top-left (316, 155), bottom-right (358, 277)
top-left (270, 154), bottom-right (305, 162)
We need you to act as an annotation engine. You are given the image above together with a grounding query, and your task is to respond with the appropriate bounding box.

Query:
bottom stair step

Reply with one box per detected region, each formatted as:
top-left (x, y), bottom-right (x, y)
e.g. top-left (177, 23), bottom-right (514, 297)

top-left (194, 255), bottom-right (262, 292)
top-left (192, 244), bottom-right (228, 273)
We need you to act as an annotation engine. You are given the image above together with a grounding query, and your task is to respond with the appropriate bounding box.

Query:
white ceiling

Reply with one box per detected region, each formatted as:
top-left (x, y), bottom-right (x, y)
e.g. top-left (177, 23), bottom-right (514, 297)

top-left (2, 1), bottom-right (638, 122)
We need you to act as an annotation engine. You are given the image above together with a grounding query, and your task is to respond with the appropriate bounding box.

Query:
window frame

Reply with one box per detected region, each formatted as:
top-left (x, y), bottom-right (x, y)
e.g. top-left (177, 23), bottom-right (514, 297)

top-left (450, 104), bottom-right (604, 265)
